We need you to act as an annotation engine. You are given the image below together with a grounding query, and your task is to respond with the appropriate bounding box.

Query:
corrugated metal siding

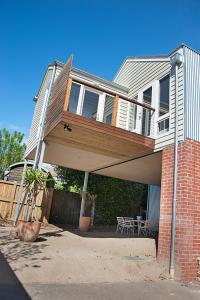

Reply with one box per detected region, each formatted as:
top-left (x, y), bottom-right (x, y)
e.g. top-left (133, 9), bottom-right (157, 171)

top-left (184, 47), bottom-right (200, 142)
top-left (114, 59), bottom-right (184, 150)
top-left (25, 66), bottom-right (62, 157)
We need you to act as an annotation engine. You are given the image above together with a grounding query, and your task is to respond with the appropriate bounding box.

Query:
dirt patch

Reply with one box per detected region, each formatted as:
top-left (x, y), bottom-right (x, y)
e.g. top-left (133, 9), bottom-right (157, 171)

top-left (0, 226), bottom-right (167, 285)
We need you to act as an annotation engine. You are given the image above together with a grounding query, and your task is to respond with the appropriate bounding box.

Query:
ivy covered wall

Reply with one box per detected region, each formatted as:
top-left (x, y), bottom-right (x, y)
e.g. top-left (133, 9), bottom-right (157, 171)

top-left (55, 167), bottom-right (147, 226)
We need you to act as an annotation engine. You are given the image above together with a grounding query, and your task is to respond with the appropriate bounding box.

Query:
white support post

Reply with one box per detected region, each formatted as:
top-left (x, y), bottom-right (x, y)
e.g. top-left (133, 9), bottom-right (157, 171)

top-left (79, 172), bottom-right (89, 219)
top-left (38, 141), bottom-right (46, 170)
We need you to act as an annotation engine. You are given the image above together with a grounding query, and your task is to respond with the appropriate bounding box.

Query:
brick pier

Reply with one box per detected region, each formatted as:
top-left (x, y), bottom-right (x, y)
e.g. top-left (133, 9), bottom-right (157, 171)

top-left (158, 139), bottom-right (200, 281)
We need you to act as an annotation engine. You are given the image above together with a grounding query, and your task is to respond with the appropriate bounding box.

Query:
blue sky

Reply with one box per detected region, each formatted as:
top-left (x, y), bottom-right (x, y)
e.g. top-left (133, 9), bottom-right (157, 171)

top-left (1, 0), bottom-right (200, 142)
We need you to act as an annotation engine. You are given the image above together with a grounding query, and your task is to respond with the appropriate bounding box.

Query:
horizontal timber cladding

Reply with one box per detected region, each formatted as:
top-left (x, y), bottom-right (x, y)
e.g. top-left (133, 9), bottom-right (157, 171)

top-left (25, 65), bottom-right (63, 158)
top-left (114, 58), bottom-right (184, 150)
top-left (25, 67), bottom-right (53, 157)
top-left (184, 46), bottom-right (200, 142)
top-left (45, 55), bottom-right (73, 136)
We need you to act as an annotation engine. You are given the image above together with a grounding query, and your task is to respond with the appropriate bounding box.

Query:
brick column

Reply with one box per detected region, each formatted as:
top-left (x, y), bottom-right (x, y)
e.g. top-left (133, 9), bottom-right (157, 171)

top-left (158, 139), bottom-right (200, 282)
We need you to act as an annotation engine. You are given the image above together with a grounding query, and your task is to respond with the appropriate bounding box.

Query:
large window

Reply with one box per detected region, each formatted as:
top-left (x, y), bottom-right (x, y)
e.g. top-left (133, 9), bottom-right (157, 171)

top-left (159, 75), bottom-right (169, 116)
top-left (68, 83), bottom-right (81, 113)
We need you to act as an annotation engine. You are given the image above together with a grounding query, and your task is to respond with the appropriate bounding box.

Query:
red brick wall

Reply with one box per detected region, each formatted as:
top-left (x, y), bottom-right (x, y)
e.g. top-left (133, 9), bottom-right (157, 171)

top-left (158, 139), bottom-right (200, 282)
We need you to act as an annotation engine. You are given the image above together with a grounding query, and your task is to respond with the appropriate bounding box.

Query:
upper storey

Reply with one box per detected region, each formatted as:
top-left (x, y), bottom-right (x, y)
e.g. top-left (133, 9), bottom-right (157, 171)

top-left (27, 46), bottom-right (200, 177)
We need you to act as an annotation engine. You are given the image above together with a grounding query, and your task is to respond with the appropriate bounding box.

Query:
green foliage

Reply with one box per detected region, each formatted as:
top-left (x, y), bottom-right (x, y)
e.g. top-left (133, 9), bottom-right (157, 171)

top-left (24, 168), bottom-right (48, 193)
top-left (55, 167), bottom-right (147, 225)
top-left (54, 182), bottom-right (64, 190)
top-left (0, 128), bottom-right (26, 179)
top-left (24, 168), bottom-right (49, 222)
top-left (68, 185), bottom-right (81, 193)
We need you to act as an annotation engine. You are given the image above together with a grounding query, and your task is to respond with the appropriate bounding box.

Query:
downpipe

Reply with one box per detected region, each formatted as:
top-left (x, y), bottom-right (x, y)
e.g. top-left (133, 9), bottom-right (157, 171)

top-left (169, 54), bottom-right (182, 278)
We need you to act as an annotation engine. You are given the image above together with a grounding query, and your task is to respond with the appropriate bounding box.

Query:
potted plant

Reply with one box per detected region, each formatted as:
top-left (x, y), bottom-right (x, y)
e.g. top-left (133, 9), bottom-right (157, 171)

top-left (79, 192), bottom-right (96, 232)
top-left (16, 168), bottom-right (48, 242)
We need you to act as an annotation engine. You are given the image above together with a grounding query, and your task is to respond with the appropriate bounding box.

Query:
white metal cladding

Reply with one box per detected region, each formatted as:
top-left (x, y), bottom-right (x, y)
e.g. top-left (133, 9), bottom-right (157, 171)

top-left (184, 47), bottom-right (200, 142)
top-left (25, 66), bottom-right (62, 157)
top-left (114, 58), bottom-right (185, 150)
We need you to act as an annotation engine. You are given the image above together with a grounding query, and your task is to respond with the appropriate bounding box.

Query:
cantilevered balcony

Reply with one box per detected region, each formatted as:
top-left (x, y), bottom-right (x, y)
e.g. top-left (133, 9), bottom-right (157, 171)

top-left (40, 56), bottom-right (161, 185)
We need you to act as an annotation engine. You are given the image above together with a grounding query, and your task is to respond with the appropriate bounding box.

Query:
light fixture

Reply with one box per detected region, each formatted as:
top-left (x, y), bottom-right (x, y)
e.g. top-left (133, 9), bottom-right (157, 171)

top-left (64, 124), bottom-right (72, 132)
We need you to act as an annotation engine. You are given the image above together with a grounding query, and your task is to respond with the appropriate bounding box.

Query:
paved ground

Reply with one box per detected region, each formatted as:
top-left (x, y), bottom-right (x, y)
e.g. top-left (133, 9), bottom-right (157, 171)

top-left (27, 281), bottom-right (200, 300)
top-left (0, 225), bottom-right (200, 299)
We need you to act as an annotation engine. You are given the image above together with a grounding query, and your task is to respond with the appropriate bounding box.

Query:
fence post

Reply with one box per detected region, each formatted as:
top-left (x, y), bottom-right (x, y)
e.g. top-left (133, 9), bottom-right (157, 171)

top-left (9, 182), bottom-right (17, 220)
top-left (43, 189), bottom-right (54, 223)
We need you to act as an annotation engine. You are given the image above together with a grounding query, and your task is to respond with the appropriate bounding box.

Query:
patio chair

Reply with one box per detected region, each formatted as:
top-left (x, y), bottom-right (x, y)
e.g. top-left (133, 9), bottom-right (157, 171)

top-left (138, 220), bottom-right (159, 237)
top-left (116, 217), bottom-right (125, 233)
top-left (124, 217), bottom-right (136, 235)
top-left (138, 220), bottom-right (148, 236)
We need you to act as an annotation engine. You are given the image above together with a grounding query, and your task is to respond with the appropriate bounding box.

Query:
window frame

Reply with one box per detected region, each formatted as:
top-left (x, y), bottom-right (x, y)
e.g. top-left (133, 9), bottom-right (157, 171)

top-left (158, 74), bottom-right (170, 118)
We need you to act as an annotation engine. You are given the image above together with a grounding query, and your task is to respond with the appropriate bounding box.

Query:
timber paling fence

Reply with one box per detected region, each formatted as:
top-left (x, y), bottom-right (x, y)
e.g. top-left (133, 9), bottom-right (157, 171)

top-left (0, 180), bottom-right (53, 223)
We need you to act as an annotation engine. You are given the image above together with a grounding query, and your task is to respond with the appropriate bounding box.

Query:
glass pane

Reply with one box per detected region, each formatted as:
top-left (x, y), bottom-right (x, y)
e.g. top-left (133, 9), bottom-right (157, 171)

top-left (159, 75), bottom-right (169, 116)
top-left (105, 113), bottom-right (112, 125)
top-left (142, 87), bottom-right (152, 136)
top-left (165, 118), bottom-right (169, 130)
top-left (143, 87), bottom-right (152, 104)
top-left (82, 90), bottom-right (99, 119)
top-left (142, 109), bottom-right (151, 136)
top-left (103, 95), bottom-right (114, 124)
top-left (68, 83), bottom-right (80, 113)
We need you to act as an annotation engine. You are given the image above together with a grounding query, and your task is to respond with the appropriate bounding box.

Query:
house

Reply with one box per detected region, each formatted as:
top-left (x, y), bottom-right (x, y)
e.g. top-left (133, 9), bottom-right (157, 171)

top-left (25, 44), bottom-right (200, 282)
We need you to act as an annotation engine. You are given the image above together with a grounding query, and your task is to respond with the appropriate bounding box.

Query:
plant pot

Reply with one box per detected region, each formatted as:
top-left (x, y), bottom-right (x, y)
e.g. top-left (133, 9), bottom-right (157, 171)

top-left (16, 220), bottom-right (41, 242)
top-left (79, 216), bottom-right (91, 232)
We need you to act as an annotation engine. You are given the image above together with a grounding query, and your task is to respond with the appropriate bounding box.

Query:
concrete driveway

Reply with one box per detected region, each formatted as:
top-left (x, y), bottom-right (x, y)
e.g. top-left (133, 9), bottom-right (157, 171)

top-left (0, 225), bottom-right (199, 299)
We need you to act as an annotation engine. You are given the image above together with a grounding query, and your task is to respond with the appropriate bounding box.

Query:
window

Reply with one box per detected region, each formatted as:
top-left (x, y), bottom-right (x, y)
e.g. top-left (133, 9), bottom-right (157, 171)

top-left (159, 75), bottom-right (169, 116)
top-left (142, 87), bottom-right (152, 136)
top-left (143, 87), bottom-right (152, 104)
top-left (103, 95), bottom-right (114, 125)
top-left (68, 83), bottom-right (81, 113)
top-left (158, 117), bottom-right (169, 135)
top-left (82, 89), bottom-right (99, 119)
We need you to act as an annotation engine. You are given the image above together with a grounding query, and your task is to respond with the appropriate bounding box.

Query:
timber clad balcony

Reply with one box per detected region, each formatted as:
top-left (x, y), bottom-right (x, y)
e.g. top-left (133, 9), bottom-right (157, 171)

top-left (43, 56), bottom-right (160, 184)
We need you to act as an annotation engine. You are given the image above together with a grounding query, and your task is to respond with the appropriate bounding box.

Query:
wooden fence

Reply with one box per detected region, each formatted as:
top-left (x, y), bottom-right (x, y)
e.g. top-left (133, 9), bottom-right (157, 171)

top-left (0, 180), bottom-right (53, 223)
top-left (49, 190), bottom-right (81, 225)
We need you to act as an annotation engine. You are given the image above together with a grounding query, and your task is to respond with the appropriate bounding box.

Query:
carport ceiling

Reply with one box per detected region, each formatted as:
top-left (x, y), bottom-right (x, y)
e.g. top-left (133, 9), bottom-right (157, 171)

top-left (93, 151), bottom-right (162, 186)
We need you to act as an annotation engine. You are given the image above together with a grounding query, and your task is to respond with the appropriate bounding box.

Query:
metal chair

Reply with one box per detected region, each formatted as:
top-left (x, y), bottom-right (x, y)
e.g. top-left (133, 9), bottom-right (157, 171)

top-left (116, 217), bottom-right (125, 233)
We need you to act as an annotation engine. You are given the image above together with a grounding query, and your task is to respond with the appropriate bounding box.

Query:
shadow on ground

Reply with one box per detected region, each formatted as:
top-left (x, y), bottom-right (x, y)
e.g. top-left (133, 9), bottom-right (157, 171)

top-left (0, 233), bottom-right (50, 271)
top-left (0, 251), bottom-right (31, 300)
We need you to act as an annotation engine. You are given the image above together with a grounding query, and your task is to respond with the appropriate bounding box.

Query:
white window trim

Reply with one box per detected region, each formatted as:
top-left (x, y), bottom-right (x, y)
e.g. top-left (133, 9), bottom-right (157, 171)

top-left (136, 81), bottom-right (158, 138)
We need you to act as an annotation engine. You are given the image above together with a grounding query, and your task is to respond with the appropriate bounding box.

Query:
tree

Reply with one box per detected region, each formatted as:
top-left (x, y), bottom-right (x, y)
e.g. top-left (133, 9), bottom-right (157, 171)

top-left (0, 128), bottom-right (26, 179)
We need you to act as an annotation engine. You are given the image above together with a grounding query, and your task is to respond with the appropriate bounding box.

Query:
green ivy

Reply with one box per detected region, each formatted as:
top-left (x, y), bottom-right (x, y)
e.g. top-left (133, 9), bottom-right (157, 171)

top-left (55, 167), bottom-right (147, 226)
